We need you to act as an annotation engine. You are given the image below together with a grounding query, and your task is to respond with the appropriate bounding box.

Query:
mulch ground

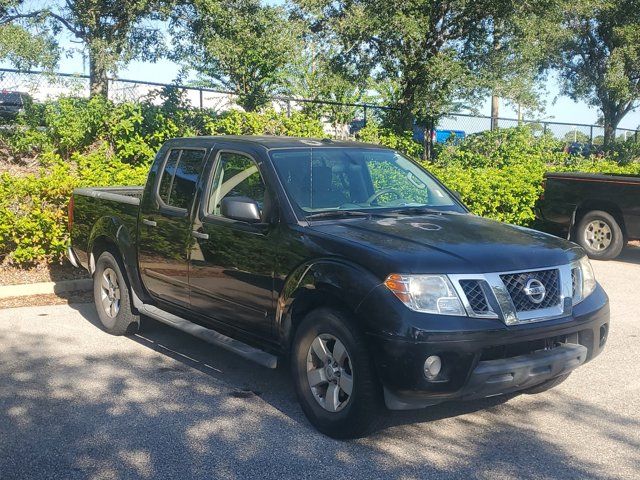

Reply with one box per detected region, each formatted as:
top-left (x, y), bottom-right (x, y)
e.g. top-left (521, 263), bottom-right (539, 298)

top-left (0, 290), bottom-right (93, 309)
top-left (0, 261), bottom-right (89, 286)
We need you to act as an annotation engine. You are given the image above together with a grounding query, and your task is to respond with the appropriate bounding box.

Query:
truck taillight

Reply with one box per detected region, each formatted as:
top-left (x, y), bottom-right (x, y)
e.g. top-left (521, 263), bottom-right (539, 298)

top-left (68, 196), bottom-right (74, 231)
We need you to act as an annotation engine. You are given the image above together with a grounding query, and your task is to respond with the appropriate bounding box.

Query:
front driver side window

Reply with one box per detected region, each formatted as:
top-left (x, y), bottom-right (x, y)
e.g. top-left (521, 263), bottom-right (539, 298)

top-left (207, 152), bottom-right (266, 216)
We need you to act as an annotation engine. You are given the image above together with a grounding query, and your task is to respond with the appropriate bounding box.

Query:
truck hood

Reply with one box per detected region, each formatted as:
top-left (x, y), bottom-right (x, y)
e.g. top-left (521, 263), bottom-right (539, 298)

top-left (307, 213), bottom-right (582, 275)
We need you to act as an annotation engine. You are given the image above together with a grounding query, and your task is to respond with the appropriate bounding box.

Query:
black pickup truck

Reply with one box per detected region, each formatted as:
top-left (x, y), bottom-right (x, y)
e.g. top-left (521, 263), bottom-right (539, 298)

top-left (68, 136), bottom-right (609, 438)
top-left (537, 172), bottom-right (640, 260)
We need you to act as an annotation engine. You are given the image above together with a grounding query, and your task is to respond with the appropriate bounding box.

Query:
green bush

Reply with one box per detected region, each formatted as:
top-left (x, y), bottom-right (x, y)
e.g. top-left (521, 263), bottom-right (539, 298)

top-left (0, 164), bottom-right (75, 264)
top-left (356, 123), bottom-right (423, 159)
top-left (204, 109), bottom-right (325, 137)
top-left (428, 163), bottom-right (547, 226)
top-left (435, 126), bottom-right (568, 168)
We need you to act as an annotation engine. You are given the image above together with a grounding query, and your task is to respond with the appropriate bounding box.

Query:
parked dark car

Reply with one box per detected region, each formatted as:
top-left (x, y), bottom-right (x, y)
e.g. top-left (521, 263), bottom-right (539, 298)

top-left (68, 136), bottom-right (609, 438)
top-left (537, 172), bottom-right (640, 260)
top-left (0, 90), bottom-right (31, 119)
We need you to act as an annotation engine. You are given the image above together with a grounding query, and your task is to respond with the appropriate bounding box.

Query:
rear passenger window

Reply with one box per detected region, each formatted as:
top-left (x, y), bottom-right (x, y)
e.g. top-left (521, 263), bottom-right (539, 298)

top-left (157, 149), bottom-right (206, 210)
top-left (158, 150), bottom-right (181, 204)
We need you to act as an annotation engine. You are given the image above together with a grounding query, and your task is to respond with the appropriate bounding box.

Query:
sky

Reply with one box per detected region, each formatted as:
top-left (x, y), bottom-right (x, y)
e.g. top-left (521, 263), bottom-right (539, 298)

top-left (4, 28), bottom-right (640, 130)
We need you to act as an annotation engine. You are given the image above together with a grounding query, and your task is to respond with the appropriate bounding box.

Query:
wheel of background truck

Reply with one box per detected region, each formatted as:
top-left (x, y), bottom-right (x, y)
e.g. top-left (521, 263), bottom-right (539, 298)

top-left (575, 210), bottom-right (624, 260)
top-left (291, 308), bottom-right (383, 439)
top-left (523, 373), bottom-right (571, 394)
top-left (93, 251), bottom-right (140, 335)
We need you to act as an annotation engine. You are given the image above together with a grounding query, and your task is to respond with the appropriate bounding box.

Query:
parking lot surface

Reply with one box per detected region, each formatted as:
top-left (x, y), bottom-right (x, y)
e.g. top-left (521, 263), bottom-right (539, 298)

top-left (0, 248), bottom-right (639, 480)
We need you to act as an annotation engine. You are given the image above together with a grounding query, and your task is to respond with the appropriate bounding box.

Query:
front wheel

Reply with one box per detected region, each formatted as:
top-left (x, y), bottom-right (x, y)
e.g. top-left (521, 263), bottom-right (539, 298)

top-left (575, 210), bottom-right (624, 260)
top-left (291, 308), bottom-right (383, 439)
top-left (93, 251), bottom-right (140, 335)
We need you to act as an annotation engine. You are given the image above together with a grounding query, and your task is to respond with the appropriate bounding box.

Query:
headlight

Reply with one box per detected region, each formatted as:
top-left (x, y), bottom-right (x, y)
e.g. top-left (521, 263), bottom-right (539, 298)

top-left (572, 256), bottom-right (596, 305)
top-left (384, 274), bottom-right (465, 315)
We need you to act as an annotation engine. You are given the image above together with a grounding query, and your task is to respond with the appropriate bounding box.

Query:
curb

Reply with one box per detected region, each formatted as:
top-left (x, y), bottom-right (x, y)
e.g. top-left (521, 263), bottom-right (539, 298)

top-left (0, 278), bottom-right (92, 299)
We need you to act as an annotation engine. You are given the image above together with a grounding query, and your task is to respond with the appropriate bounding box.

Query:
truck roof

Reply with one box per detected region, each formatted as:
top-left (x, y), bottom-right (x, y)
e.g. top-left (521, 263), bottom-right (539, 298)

top-left (164, 135), bottom-right (387, 151)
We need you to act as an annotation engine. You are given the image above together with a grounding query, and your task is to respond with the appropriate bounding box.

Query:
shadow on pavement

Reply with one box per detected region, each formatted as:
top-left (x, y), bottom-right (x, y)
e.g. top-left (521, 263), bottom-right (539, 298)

top-left (614, 244), bottom-right (640, 265)
top-left (0, 302), bottom-right (636, 479)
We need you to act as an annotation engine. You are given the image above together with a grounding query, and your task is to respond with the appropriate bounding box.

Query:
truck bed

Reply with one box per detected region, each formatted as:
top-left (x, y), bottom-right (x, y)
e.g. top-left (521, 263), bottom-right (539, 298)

top-left (70, 186), bottom-right (144, 270)
top-left (544, 172), bottom-right (640, 184)
top-left (73, 186), bottom-right (144, 204)
top-left (538, 171), bottom-right (640, 242)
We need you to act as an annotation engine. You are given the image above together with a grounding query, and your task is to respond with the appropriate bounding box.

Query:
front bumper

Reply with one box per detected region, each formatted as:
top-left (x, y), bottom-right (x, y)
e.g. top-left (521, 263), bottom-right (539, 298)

top-left (362, 283), bottom-right (609, 410)
top-left (383, 343), bottom-right (588, 409)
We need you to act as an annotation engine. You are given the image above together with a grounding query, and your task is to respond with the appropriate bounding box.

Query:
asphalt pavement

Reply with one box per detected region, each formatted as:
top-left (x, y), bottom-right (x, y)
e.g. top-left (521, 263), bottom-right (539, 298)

top-left (0, 248), bottom-right (639, 479)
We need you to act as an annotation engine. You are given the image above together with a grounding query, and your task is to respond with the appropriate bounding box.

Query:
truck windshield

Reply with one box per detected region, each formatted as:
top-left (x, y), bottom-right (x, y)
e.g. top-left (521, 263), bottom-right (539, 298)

top-left (269, 147), bottom-right (465, 216)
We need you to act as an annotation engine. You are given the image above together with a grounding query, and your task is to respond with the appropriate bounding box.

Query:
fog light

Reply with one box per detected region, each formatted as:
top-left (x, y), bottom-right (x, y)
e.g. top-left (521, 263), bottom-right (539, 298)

top-left (424, 355), bottom-right (442, 380)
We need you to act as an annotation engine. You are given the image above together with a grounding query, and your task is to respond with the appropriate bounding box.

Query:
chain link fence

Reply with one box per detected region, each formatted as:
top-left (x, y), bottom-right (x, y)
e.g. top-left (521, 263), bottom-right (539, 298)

top-left (1, 67), bottom-right (638, 145)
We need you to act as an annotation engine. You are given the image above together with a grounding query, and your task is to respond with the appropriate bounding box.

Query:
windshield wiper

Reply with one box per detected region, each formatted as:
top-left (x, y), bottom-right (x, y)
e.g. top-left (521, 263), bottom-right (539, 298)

top-left (385, 206), bottom-right (451, 216)
top-left (305, 210), bottom-right (374, 220)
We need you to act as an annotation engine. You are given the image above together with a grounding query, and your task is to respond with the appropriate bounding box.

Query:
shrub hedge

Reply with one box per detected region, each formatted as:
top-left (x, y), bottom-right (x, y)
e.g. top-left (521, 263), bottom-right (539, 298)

top-left (1, 95), bottom-right (639, 267)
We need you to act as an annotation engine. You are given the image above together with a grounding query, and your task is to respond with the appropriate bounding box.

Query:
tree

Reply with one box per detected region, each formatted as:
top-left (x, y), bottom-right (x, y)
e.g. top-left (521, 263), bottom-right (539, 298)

top-left (558, 0), bottom-right (640, 146)
top-left (289, 40), bottom-right (372, 136)
top-left (47, 0), bottom-right (172, 98)
top-left (0, 1), bottom-right (58, 69)
top-left (296, 1), bottom-right (501, 127)
top-left (296, 0), bottom-right (525, 159)
top-left (475, 3), bottom-right (564, 127)
top-left (172, 0), bottom-right (303, 112)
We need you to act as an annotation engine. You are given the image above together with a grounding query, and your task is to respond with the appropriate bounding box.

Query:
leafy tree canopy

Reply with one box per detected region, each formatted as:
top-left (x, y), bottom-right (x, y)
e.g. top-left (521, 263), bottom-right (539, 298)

top-left (557, 0), bottom-right (640, 145)
top-left (295, 0), bottom-right (511, 131)
top-left (0, 1), bottom-right (58, 69)
top-left (172, 0), bottom-right (304, 112)
top-left (47, 0), bottom-right (173, 97)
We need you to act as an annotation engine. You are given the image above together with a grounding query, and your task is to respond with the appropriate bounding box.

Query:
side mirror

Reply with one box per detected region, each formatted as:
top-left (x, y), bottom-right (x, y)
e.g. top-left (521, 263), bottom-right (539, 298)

top-left (220, 196), bottom-right (261, 223)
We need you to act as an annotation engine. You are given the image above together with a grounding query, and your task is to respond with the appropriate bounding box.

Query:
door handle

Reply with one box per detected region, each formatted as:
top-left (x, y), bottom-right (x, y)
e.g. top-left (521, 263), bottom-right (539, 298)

top-left (192, 230), bottom-right (209, 240)
top-left (142, 218), bottom-right (157, 227)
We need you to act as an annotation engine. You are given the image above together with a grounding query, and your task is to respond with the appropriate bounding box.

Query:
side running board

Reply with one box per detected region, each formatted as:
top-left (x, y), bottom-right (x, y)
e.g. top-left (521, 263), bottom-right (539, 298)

top-left (139, 304), bottom-right (278, 369)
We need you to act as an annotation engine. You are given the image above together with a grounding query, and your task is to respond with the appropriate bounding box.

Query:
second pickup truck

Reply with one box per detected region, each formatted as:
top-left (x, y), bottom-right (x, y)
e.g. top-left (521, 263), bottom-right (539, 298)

top-left (69, 136), bottom-right (610, 438)
top-left (537, 172), bottom-right (640, 260)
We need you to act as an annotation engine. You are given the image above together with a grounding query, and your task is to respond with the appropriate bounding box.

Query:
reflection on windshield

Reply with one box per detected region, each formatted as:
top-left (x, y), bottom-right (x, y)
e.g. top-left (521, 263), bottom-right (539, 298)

top-left (269, 147), bottom-right (465, 215)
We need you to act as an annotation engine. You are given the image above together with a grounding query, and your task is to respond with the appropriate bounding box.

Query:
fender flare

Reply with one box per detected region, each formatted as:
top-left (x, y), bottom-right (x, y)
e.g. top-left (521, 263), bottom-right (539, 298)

top-left (87, 216), bottom-right (145, 308)
top-left (275, 257), bottom-right (381, 346)
top-left (570, 200), bottom-right (627, 240)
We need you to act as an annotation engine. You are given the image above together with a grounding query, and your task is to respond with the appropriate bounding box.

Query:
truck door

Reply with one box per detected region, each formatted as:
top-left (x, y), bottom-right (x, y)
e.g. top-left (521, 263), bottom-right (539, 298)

top-left (138, 147), bottom-right (207, 307)
top-left (188, 149), bottom-right (277, 338)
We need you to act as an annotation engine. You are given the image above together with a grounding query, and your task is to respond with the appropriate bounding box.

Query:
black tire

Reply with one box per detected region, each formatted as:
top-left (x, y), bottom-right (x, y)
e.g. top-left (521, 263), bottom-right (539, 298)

top-left (93, 251), bottom-right (140, 335)
top-left (575, 210), bottom-right (624, 260)
top-left (523, 373), bottom-right (570, 394)
top-left (291, 308), bottom-right (383, 439)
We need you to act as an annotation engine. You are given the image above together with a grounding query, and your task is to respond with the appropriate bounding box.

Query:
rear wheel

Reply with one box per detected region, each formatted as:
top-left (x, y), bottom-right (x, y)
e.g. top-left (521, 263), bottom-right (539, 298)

top-left (93, 251), bottom-right (140, 335)
top-left (291, 308), bottom-right (382, 439)
top-left (575, 210), bottom-right (624, 260)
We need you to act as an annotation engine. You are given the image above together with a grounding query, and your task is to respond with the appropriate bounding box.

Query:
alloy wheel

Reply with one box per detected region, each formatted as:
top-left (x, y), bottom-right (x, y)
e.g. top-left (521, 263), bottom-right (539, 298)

top-left (306, 333), bottom-right (354, 412)
top-left (584, 220), bottom-right (612, 251)
top-left (100, 268), bottom-right (121, 318)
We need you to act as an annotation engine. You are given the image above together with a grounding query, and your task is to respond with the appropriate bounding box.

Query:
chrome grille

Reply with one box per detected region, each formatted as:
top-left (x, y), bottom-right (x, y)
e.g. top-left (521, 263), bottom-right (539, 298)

top-left (460, 280), bottom-right (491, 315)
top-left (500, 269), bottom-right (560, 312)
